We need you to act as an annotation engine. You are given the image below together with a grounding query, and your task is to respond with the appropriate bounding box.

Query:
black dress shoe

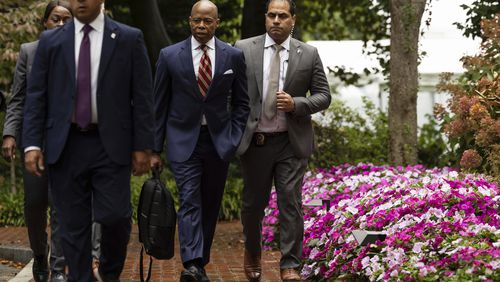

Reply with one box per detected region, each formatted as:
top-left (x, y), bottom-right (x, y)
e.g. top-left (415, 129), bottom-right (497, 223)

top-left (33, 255), bottom-right (49, 282)
top-left (180, 265), bottom-right (203, 282)
top-left (50, 271), bottom-right (67, 282)
top-left (200, 268), bottom-right (210, 282)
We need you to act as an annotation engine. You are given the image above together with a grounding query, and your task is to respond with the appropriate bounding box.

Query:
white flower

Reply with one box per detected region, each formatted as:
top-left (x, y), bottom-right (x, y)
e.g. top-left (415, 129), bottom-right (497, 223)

top-left (415, 262), bottom-right (425, 269)
top-left (459, 187), bottom-right (468, 195)
top-left (309, 248), bottom-right (319, 259)
top-left (422, 176), bottom-right (431, 184)
top-left (477, 186), bottom-right (491, 197)
top-left (412, 242), bottom-right (424, 254)
top-left (390, 269), bottom-right (398, 277)
top-left (489, 259), bottom-right (500, 270)
top-left (441, 183), bottom-right (451, 193)
top-left (338, 199), bottom-right (348, 208)
top-left (346, 205), bottom-right (358, 215)
top-left (361, 256), bottom-right (370, 269)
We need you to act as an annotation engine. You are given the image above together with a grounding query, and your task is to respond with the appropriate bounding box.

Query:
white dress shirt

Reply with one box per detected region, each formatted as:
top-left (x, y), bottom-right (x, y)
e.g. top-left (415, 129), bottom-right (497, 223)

top-left (257, 33), bottom-right (290, 133)
top-left (191, 36), bottom-right (216, 125)
top-left (74, 11), bottom-right (104, 124)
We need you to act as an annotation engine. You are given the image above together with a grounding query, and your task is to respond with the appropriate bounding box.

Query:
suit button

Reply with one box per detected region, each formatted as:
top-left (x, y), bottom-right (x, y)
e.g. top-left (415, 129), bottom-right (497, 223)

top-left (259, 99), bottom-right (262, 103)
top-left (254, 118), bottom-right (258, 121)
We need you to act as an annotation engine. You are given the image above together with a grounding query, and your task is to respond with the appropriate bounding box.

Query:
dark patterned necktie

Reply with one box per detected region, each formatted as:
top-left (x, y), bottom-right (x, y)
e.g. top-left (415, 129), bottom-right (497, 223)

top-left (197, 45), bottom-right (212, 97)
top-left (75, 24), bottom-right (93, 128)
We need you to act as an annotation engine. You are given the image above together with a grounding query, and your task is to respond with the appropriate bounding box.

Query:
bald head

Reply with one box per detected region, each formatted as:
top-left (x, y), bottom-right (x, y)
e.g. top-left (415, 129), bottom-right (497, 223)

top-left (189, 0), bottom-right (220, 44)
top-left (191, 0), bottom-right (218, 18)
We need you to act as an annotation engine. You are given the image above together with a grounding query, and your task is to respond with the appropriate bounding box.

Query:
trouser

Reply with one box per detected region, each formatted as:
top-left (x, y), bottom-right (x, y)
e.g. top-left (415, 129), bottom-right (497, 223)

top-left (22, 154), bottom-right (65, 273)
top-left (240, 134), bottom-right (308, 269)
top-left (48, 128), bottom-right (131, 282)
top-left (170, 126), bottom-right (229, 266)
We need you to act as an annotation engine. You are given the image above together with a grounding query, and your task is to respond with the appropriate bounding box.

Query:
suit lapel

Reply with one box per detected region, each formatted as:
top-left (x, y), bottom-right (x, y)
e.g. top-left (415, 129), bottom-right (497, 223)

top-left (284, 39), bottom-right (303, 91)
top-left (62, 21), bottom-right (76, 92)
top-left (98, 17), bottom-right (118, 87)
top-left (207, 38), bottom-right (227, 98)
top-left (178, 38), bottom-right (203, 100)
top-left (251, 35), bottom-right (265, 97)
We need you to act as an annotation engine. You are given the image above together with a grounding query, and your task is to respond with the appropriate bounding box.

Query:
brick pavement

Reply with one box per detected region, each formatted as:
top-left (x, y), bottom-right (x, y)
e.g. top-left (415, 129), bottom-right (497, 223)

top-left (0, 221), bottom-right (284, 282)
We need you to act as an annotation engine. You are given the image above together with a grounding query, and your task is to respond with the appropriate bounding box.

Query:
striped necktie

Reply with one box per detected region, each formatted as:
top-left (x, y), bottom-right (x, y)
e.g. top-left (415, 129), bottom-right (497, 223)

top-left (197, 45), bottom-right (212, 97)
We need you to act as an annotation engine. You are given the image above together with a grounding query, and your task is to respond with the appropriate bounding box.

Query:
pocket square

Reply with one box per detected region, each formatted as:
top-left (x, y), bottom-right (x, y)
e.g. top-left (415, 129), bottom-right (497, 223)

top-left (223, 69), bottom-right (233, 75)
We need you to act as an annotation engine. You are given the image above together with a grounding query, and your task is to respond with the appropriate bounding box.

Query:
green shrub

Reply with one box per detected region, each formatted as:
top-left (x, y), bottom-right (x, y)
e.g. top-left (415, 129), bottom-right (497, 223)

top-left (417, 114), bottom-right (457, 168)
top-left (311, 97), bottom-right (389, 168)
top-left (312, 97), bottom-right (454, 170)
top-left (0, 191), bottom-right (24, 226)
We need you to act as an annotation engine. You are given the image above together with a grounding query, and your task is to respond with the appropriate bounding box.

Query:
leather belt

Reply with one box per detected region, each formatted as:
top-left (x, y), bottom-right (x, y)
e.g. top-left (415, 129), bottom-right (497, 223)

top-left (253, 132), bottom-right (287, 146)
top-left (71, 123), bottom-right (98, 132)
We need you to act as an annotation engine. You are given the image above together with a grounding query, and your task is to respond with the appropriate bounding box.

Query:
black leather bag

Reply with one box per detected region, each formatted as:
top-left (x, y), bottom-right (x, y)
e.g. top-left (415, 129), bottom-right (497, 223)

top-left (137, 168), bottom-right (176, 281)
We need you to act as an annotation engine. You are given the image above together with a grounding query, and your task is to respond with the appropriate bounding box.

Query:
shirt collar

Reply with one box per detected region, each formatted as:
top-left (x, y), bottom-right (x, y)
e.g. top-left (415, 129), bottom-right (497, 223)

top-left (191, 36), bottom-right (215, 51)
top-left (74, 11), bottom-right (105, 34)
top-left (264, 33), bottom-right (290, 51)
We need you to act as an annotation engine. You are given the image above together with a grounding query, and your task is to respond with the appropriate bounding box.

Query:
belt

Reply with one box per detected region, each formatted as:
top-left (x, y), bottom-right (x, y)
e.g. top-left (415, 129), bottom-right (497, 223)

top-left (253, 131), bottom-right (287, 146)
top-left (71, 123), bottom-right (98, 132)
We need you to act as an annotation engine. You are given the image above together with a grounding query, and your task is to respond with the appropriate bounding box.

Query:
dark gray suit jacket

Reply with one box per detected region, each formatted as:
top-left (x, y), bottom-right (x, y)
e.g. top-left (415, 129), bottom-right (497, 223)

top-left (3, 41), bottom-right (38, 143)
top-left (235, 35), bottom-right (331, 158)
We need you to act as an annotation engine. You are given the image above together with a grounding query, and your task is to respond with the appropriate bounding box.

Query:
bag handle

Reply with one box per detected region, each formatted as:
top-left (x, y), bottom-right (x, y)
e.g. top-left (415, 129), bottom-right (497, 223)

top-left (140, 246), bottom-right (153, 282)
top-left (152, 164), bottom-right (162, 179)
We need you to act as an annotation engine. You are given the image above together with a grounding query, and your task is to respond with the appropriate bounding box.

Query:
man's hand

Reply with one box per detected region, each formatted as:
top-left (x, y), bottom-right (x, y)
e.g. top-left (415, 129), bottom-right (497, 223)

top-left (276, 90), bottom-right (295, 112)
top-left (25, 150), bottom-right (44, 177)
top-left (132, 150), bottom-right (151, 176)
top-left (150, 153), bottom-right (164, 172)
top-left (2, 136), bottom-right (16, 161)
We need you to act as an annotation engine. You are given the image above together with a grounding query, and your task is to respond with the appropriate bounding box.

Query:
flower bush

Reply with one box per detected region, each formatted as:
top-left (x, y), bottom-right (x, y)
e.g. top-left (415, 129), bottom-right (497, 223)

top-left (262, 163), bottom-right (499, 281)
top-left (435, 15), bottom-right (499, 177)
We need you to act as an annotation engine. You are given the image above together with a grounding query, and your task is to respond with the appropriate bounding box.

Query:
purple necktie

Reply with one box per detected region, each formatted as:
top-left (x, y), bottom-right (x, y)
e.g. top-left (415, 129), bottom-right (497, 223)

top-left (75, 24), bottom-right (93, 128)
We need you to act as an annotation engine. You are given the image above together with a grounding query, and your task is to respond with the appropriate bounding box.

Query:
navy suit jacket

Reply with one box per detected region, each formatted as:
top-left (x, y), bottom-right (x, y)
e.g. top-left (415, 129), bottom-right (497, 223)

top-left (153, 37), bottom-right (249, 162)
top-left (22, 17), bottom-right (154, 165)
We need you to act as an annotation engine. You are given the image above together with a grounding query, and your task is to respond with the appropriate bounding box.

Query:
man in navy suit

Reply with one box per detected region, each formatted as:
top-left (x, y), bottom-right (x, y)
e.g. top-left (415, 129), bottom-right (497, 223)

top-left (151, 1), bottom-right (249, 281)
top-left (22, 0), bottom-right (154, 281)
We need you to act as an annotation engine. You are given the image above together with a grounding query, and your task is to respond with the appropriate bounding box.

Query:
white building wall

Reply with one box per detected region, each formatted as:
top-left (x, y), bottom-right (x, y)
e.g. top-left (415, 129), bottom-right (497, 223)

top-left (308, 0), bottom-right (480, 128)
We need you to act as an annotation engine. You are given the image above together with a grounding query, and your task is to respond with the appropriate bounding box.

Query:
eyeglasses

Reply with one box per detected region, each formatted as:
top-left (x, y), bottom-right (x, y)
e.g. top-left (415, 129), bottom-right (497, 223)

top-left (190, 17), bottom-right (216, 25)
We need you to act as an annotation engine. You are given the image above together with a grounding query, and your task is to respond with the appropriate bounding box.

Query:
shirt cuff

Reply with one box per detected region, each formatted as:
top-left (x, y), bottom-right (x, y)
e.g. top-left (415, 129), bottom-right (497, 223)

top-left (24, 146), bottom-right (41, 153)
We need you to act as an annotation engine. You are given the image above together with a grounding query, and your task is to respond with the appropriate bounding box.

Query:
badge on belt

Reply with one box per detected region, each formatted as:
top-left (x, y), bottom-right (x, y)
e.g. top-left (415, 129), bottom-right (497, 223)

top-left (254, 133), bottom-right (265, 146)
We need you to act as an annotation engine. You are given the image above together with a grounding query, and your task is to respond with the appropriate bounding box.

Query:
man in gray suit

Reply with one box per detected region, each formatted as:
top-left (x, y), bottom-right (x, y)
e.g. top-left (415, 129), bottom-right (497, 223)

top-left (235, 0), bottom-right (331, 281)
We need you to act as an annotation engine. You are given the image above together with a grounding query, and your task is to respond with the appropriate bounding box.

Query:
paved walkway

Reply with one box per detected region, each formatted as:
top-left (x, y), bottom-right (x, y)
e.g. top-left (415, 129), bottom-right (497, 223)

top-left (0, 221), bottom-right (282, 282)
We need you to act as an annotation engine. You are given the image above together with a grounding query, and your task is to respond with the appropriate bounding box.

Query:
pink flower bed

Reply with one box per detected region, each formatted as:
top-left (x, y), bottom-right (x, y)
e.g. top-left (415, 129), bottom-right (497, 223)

top-left (262, 164), bottom-right (499, 281)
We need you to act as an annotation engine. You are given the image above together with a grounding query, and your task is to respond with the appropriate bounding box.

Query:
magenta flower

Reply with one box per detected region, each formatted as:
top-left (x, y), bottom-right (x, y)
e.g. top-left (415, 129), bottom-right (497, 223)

top-left (261, 163), bottom-right (499, 281)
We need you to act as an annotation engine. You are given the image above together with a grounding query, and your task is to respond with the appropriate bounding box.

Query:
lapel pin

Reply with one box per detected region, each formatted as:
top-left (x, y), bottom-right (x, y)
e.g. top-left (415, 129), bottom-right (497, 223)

top-left (297, 49), bottom-right (302, 54)
top-left (111, 33), bottom-right (116, 39)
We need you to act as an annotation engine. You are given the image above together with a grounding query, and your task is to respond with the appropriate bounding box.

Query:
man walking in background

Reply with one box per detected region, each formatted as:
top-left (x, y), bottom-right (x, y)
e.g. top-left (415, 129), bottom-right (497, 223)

top-left (235, 0), bottom-right (331, 281)
top-left (22, 0), bottom-right (154, 280)
top-left (151, 1), bottom-right (249, 281)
